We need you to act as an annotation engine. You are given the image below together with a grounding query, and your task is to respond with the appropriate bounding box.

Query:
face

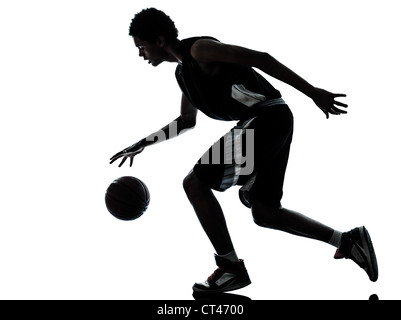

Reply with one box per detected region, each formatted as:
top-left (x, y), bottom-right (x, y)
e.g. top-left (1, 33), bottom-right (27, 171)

top-left (133, 36), bottom-right (166, 67)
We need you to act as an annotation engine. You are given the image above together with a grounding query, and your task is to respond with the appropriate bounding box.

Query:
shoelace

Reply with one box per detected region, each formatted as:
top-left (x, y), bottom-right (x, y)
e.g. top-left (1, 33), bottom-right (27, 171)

top-left (341, 235), bottom-right (367, 268)
top-left (207, 267), bottom-right (223, 282)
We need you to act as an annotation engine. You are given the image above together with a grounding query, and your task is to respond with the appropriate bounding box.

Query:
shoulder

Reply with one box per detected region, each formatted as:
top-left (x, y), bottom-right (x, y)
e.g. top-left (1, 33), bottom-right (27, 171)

top-left (180, 36), bottom-right (218, 48)
top-left (190, 37), bottom-right (221, 62)
top-left (191, 38), bottom-right (268, 68)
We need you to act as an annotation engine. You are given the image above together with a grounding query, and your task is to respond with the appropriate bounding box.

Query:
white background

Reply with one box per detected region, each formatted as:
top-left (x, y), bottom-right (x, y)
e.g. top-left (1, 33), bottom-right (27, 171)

top-left (1, 0), bottom-right (400, 300)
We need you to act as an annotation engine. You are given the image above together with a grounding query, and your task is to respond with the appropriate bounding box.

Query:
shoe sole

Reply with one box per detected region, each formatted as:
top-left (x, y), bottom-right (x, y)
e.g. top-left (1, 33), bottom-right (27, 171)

top-left (359, 226), bottom-right (379, 282)
top-left (193, 279), bottom-right (252, 294)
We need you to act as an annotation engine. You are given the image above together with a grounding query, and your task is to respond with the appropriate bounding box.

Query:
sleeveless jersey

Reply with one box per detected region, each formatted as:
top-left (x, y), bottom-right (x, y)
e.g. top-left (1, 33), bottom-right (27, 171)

top-left (175, 37), bottom-right (286, 121)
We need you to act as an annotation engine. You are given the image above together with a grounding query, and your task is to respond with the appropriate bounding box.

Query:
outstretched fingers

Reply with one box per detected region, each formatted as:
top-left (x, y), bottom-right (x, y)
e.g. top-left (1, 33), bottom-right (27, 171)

top-left (109, 152), bottom-right (123, 164)
top-left (331, 106), bottom-right (347, 115)
top-left (325, 93), bottom-right (348, 118)
top-left (313, 89), bottom-right (348, 119)
top-left (118, 156), bottom-right (128, 167)
top-left (333, 93), bottom-right (348, 108)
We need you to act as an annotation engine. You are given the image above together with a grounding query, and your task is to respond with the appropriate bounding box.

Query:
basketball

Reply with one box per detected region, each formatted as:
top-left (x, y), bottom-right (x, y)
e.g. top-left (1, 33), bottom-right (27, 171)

top-left (105, 176), bottom-right (150, 221)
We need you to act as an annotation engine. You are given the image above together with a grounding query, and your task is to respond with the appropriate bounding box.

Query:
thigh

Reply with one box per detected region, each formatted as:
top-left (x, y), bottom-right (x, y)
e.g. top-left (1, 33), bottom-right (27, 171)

top-left (247, 106), bottom-right (294, 207)
top-left (193, 116), bottom-right (258, 192)
top-left (193, 105), bottom-right (293, 196)
top-left (193, 132), bottom-right (239, 192)
top-left (250, 138), bottom-right (292, 207)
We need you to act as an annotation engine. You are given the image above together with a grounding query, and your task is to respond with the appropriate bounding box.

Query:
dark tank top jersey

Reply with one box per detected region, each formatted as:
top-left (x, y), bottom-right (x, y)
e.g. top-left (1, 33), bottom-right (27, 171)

top-left (175, 37), bottom-right (286, 121)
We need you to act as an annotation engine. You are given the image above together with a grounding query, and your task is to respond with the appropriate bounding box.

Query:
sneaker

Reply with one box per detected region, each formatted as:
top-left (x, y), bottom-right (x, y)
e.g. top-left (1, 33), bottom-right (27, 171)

top-left (334, 226), bottom-right (378, 282)
top-left (192, 255), bottom-right (251, 293)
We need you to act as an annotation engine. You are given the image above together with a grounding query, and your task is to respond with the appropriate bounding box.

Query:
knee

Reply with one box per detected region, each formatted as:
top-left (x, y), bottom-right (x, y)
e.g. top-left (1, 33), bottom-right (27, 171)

top-left (183, 170), bottom-right (200, 198)
top-left (253, 211), bottom-right (279, 229)
top-left (251, 200), bottom-right (282, 229)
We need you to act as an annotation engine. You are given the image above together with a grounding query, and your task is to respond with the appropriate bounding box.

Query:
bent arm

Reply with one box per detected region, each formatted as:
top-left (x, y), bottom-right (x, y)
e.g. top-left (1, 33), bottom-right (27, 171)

top-left (140, 93), bottom-right (197, 148)
top-left (110, 94), bottom-right (197, 167)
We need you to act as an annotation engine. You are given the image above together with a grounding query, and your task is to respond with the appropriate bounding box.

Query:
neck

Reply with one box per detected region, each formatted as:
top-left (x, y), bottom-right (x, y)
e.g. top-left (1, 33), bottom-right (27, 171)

top-left (165, 40), bottom-right (182, 64)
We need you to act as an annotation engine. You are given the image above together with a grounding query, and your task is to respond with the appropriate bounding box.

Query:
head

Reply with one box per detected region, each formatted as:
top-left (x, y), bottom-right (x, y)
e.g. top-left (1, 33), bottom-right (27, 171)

top-left (129, 8), bottom-right (179, 66)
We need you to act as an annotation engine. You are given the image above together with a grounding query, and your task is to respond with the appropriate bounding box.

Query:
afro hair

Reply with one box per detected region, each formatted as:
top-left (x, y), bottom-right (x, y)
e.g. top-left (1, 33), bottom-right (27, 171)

top-left (129, 8), bottom-right (179, 44)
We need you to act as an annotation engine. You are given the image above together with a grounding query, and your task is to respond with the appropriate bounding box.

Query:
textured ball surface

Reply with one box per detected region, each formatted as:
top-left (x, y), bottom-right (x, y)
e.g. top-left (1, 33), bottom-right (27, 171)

top-left (105, 176), bottom-right (150, 221)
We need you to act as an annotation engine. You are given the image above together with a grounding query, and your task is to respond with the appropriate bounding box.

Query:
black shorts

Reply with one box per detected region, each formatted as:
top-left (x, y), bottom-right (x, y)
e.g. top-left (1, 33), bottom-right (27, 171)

top-left (193, 104), bottom-right (294, 208)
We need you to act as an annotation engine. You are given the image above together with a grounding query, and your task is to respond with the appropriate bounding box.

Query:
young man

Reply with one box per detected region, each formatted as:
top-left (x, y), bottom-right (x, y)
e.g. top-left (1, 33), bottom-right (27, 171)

top-left (110, 8), bottom-right (378, 294)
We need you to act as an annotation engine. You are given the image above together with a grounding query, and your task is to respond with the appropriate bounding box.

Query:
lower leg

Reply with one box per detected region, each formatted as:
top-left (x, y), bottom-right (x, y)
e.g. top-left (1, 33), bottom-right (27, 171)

top-left (252, 198), bottom-right (341, 246)
top-left (184, 172), bottom-right (235, 255)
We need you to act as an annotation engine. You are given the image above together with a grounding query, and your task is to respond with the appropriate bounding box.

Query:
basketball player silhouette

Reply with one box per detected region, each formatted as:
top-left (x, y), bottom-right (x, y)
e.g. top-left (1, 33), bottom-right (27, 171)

top-left (110, 8), bottom-right (378, 294)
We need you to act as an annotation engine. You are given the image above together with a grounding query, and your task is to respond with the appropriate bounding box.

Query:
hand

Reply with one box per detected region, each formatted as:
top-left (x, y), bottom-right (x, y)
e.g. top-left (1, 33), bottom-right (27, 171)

top-left (311, 88), bottom-right (348, 119)
top-left (109, 141), bottom-right (144, 167)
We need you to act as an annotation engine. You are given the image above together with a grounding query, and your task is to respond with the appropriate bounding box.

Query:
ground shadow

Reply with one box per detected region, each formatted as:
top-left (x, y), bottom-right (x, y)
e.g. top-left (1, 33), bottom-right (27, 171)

top-left (193, 291), bottom-right (252, 301)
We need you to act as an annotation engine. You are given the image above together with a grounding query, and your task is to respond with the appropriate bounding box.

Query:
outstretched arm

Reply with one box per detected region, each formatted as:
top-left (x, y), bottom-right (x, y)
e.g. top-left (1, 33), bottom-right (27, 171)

top-left (110, 94), bottom-right (197, 167)
top-left (191, 39), bottom-right (348, 118)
